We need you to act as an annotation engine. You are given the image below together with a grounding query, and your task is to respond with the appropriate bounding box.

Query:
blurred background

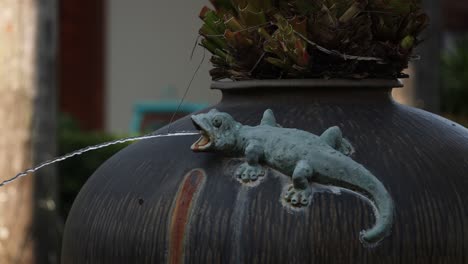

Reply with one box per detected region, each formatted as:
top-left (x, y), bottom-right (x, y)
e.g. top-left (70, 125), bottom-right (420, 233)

top-left (0, 0), bottom-right (466, 263)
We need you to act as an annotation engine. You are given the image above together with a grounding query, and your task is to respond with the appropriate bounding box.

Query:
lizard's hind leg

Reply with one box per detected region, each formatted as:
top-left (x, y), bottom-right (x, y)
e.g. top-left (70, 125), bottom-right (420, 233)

top-left (320, 126), bottom-right (354, 156)
top-left (284, 160), bottom-right (313, 207)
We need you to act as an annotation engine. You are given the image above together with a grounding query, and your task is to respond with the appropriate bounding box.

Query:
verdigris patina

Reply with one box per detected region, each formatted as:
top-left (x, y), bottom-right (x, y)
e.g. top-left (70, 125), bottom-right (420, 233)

top-left (191, 109), bottom-right (394, 245)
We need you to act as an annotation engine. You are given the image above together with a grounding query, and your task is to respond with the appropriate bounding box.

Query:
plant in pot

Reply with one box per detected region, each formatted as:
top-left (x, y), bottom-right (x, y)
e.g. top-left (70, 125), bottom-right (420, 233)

top-left (62, 0), bottom-right (468, 263)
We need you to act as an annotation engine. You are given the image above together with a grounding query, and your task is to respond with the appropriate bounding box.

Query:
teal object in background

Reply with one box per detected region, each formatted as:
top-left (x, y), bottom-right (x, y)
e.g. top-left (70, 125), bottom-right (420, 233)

top-left (130, 101), bottom-right (207, 133)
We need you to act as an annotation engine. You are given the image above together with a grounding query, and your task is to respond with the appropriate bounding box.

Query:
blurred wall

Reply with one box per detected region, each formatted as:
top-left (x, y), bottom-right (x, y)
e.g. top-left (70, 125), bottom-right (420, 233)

top-left (60, 0), bottom-right (105, 131)
top-left (106, 0), bottom-right (221, 133)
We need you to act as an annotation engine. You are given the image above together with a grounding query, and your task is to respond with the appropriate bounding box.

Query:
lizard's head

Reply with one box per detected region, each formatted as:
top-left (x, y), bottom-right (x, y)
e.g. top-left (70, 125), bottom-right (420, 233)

top-left (191, 109), bottom-right (240, 152)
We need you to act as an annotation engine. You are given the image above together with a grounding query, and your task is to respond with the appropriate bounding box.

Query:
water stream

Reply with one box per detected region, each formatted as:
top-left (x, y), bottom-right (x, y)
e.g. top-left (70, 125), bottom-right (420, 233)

top-left (0, 131), bottom-right (199, 187)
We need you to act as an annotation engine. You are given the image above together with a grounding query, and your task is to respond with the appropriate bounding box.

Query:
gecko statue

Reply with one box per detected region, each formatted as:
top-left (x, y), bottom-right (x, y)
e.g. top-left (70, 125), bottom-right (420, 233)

top-left (190, 109), bottom-right (394, 245)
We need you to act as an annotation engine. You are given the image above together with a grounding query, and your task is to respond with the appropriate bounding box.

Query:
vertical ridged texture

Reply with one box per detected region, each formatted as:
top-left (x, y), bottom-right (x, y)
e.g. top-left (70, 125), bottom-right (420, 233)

top-left (62, 84), bottom-right (468, 264)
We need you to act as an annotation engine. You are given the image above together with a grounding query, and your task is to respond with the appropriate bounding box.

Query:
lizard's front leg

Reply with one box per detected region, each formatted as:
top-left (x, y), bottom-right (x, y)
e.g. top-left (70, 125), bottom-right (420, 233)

top-left (235, 141), bottom-right (265, 182)
top-left (284, 160), bottom-right (313, 206)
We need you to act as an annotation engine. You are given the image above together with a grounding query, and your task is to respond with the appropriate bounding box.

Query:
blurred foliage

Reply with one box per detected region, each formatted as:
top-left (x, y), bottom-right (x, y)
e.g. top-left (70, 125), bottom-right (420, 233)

top-left (58, 114), bottom-right (130, 218)
top-left (441, 37), bottom-right (468, 119)
top-left (200, 0), bottom-right (428, 80)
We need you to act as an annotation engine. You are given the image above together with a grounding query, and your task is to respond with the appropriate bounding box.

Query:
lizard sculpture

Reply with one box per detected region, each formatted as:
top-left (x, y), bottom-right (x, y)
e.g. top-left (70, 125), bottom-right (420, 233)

top-left (190, 109), bottom-right (394, 245)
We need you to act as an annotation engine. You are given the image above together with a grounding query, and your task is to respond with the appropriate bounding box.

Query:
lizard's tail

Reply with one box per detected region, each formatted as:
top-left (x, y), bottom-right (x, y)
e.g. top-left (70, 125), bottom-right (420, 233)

top-left (355, 170), bottom-right (394, 246)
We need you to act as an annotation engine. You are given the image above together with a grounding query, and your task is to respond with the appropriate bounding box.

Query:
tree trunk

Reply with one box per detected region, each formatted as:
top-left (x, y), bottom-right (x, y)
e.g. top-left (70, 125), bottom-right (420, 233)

top-left (0, 0), bottom-right (38, 262)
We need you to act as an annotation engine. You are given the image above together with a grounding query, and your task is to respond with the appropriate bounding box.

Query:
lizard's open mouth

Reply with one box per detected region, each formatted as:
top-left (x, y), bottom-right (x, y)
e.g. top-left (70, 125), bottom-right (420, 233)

top-left (191, 130), bottom-right (212, 151)
top-left (191, 117), bottom-right (212, 151)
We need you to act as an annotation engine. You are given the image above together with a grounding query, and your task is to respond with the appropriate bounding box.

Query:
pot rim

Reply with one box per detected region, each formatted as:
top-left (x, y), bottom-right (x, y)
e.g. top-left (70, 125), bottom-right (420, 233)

top-left (211, 78), bottom-right (403, 90)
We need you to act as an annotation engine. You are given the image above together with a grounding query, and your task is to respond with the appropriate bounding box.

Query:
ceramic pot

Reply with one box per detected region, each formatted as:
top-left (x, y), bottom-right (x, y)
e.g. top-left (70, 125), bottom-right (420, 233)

top-left (61, 79), bottom-right (468, 263)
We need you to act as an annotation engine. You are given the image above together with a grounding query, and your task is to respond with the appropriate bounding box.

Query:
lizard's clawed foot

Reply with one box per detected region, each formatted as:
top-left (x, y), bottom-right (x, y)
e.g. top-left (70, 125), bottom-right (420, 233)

top-left (284, 185), bottom-right (312, 207)
top-left (235, 163), bottom-right (265, 182)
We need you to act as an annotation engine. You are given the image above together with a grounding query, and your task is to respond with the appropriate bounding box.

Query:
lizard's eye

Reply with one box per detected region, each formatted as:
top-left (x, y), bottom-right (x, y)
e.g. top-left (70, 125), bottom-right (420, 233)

top-left (212, 117), bottom-right (222, 128)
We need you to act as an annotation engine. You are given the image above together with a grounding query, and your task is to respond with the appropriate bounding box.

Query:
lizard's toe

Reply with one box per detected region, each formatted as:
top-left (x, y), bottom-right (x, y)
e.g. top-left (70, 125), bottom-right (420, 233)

top-left (250, 167), bottom-right (265, 181)
top-left (284, 185), bottom-right (295, 200)
top-left (241, 172), bottom-right (249, 182)
top-left (284, 189), bottom-right (293, 200)
top-left (236, 164), bottom-right (265, 183)
top-left (249, 171), bottom-right (258, 181)
top-left (289, 189), bottom-right (303, 205)
top-left (291, 193), bottom-right (302, 205)
top-left (284, 186), bottom-right (311, 207)
top-left (258, 168), bottom-right (265, 177)
top-left (235, 165), bottom-right (246, 179)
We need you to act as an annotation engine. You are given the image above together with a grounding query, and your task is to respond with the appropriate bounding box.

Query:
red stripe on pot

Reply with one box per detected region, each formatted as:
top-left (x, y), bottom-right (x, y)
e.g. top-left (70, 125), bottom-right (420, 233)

top-left (168, 169), bottom-right (206, 264)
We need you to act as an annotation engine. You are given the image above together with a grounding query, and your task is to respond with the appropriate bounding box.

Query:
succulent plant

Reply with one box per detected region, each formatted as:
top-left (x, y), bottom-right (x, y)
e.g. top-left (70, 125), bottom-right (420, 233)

top-left (199, 0), bottom-right (429, 80)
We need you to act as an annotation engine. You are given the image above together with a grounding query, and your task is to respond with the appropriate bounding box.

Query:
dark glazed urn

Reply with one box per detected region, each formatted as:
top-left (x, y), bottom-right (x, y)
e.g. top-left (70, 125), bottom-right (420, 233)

top-left (62, 80), bottom-right (468, 263)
